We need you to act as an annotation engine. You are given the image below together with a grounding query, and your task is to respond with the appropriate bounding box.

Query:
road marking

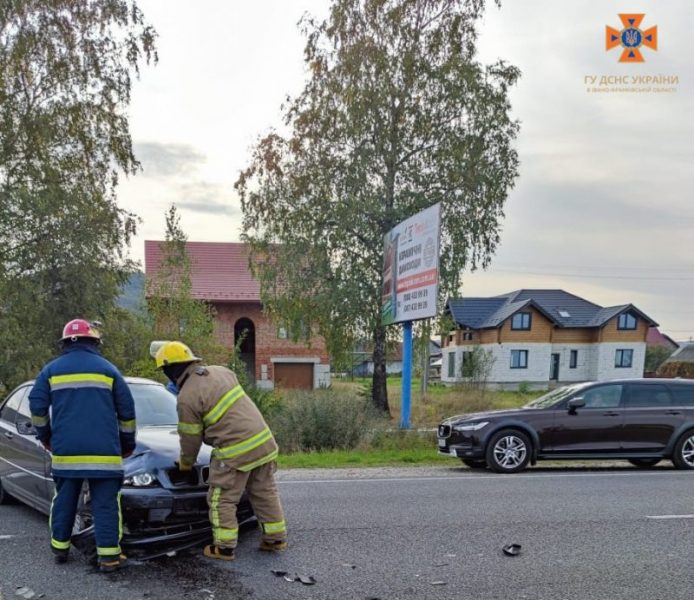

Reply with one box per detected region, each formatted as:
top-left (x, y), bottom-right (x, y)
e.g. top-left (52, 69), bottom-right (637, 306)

top-left (279, 470), bottom-right (692, 485)
top-left (646, 514), bottom-right (694, 520)
top-left (0, 535), bottom-right (14, 539)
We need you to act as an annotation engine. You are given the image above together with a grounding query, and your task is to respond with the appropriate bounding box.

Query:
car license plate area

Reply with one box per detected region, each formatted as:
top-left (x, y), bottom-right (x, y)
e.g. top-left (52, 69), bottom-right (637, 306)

top-left (438, 438), bottom-right (446, 448)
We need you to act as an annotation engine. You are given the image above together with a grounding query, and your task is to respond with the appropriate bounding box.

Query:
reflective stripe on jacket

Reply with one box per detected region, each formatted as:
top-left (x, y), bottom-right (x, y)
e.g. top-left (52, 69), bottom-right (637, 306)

top-left (28, 343), bottom-right (137, 478)
top-left (176, 364), bottom-right (278, 472)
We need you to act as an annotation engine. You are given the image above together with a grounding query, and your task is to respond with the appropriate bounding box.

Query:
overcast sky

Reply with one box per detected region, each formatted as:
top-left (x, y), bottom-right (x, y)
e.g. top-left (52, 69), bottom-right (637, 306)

top-left (118, 0), bottom-right (694, 341)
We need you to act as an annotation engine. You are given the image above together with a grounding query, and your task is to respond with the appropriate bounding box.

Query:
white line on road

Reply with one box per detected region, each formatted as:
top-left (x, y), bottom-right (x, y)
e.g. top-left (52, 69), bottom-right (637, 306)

top-left (646, 514), bottom-right (694, 520)
top-left (279, 470), bottom-right (692, 485)
top-left (0, 535), bottom-right (15, 539)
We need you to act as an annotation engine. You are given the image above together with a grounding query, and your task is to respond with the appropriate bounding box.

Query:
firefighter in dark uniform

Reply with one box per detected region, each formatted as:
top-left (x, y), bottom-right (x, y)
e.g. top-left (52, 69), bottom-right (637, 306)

top-left (155, 341), bottom-right (287, 561)
top-left (29, 319), bottom-right (136, 572)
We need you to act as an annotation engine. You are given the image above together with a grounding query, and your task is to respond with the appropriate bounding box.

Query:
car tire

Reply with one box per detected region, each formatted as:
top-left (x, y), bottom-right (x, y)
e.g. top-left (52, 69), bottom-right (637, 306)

top-left (672, 430), bottom-right (694, 470)
top-left (628, 458), bottom-right (661, 468)
top-left (461, 459), bottom-right (487, 470)
top-left (485, 429), bottom-right (531, 474)
top-left (0, 477), bottom-right (16, 504)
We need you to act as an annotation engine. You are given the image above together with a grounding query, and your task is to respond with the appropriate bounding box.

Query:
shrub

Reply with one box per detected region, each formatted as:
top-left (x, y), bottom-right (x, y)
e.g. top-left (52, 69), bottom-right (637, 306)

top-left (657, 361), bottom-right (694, 379)
top-left (268, 390), bottom-right (381, 452)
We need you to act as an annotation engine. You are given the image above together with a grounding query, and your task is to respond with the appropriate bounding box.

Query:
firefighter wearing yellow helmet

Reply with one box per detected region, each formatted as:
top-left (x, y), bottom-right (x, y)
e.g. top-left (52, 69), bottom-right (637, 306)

top-left (154, 341), bottom-right (287, 560)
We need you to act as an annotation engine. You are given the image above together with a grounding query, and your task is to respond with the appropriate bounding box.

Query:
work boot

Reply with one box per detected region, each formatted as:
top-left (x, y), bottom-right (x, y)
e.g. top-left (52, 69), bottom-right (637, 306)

top-left (259, 539), bottom-right (288, 552)
top-left (98, 553), bottom-right (128, 573)
top-left (203, 544), bottom-right (235, 561)
top-left (52, 548), bottom-right (69, 564)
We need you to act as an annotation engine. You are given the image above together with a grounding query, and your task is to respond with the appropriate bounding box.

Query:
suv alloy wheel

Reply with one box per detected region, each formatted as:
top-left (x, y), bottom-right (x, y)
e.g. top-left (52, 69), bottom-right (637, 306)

top-left (485, 429), bottom-right (531, 474)
top-left (672, 430), bottom-right (694, 470)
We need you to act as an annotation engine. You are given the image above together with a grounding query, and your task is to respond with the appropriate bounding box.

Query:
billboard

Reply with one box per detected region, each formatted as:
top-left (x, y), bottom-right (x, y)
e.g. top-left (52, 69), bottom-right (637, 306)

top-left (381, 203), bottom-right (441, 325)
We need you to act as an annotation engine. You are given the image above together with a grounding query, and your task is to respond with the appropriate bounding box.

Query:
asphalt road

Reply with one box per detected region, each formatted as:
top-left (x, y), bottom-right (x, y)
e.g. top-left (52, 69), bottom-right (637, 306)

top-left (2, 464), bottom-right (694, 600)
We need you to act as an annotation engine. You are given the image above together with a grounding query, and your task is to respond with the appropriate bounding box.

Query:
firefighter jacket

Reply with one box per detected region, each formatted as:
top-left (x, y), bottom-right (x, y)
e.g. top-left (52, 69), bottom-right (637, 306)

top-left (29, 343), bottom-right (137, 478)
top-left (175, 364), bottom-right (278, 472)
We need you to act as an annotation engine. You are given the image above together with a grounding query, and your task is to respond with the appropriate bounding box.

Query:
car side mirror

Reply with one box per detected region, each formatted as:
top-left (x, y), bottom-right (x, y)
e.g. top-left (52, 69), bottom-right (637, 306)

top-left (567, 397), bottom-right (585, 414)
top-left (16, 420), bottom-right (36, 436)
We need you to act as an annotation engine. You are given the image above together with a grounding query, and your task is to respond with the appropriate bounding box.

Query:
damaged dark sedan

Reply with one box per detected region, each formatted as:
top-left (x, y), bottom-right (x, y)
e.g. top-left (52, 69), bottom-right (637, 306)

top-left (0, 377), bottom-right (254, 559)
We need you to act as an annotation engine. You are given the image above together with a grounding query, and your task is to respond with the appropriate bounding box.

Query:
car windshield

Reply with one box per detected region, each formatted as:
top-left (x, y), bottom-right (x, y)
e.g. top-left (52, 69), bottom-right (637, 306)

top-left (129, 383), bottom-right (179, 427)
top-left (524, 383), bottom-right (590, 409)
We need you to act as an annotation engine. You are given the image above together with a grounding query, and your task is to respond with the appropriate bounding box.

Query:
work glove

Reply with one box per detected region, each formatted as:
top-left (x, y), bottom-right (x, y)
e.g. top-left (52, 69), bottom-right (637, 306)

top-left (41, 439), bottom-right (52, 452)
top-left (175, 459), bottom-right (193, 472)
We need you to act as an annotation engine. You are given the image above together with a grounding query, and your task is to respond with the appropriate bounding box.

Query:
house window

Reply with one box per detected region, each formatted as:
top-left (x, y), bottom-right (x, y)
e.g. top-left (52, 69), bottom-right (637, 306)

top-left (277, 327), bottom-right (288, 339)
top-left (617, 313), bottom-right (637, 330)
top-left (511, 312), bottom-right (532, 330)
top-left (510, 350), bottom-right (528, 369)
top-left (463, 332), bottom-right (473, 341)
top-left (570, 350), bottom-right (578, 369)
top-left (461, 351), bottom-right (473, 377)
top-left (447, 352), bottom-right (456, 378)
top-left (615, 349), bottom-right (633, 368)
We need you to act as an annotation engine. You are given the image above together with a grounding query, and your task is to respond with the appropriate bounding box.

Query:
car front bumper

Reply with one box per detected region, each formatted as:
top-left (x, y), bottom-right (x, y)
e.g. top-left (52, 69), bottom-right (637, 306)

top-left (72, 486), bottom-right (255, 560)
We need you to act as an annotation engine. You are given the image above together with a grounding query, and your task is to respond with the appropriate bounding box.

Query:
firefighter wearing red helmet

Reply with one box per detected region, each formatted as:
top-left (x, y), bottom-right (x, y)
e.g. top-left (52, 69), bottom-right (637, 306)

top-left (29, 319), bottom-right (136, 572)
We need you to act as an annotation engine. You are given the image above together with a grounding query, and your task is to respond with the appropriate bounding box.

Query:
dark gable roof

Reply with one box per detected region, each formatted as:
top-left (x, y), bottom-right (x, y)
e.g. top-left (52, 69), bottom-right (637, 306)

top-left (446, 289), bottom-right (658, 330)
top-left (665, 343), bottom-right (694, 363)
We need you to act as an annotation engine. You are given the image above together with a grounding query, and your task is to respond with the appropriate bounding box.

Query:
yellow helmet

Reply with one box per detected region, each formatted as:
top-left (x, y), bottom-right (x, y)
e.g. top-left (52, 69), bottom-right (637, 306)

top-left (154, 341), bottom-right (201, 369)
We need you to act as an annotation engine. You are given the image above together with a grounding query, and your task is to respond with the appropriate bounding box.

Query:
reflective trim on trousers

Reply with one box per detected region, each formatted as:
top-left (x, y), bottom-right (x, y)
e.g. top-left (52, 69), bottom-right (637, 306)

top-left (97, 545), bottom-right (121, 556)
top-left (203, 385), bottom-right (245, 427)
top-left (210, 487), bottom-right (221, 543)
top-left (261, 520), bottom-right (287, 535)
top-left (216, 527), bottom-right (238, 542)
top-left (237, 449), bottom-right (279, 473)
top-left (51, 538), bottom-right (71, 550)
top-left (213, 427), bottom-right (273, 461)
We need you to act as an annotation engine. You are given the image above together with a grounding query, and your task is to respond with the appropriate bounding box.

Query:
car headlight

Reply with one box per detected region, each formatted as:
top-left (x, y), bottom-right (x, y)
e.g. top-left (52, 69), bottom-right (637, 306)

top-left (123, 472), bottom-right (159, 487)
top-left (453, 421), bottom-right (489, 432)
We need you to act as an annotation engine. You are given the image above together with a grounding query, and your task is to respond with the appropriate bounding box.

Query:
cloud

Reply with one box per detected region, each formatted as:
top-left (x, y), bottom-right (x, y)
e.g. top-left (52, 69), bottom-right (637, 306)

top-left (134, 142), bottom-right (206, 177)
top-left (176, 182), bottom-right (239, 216)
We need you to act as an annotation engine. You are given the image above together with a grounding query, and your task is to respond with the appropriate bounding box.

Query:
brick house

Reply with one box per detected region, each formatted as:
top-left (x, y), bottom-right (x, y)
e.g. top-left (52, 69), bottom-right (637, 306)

top-left (442, 289), bottom-right (658, 389)
top-left (144, 241), bottom-right (330, 390)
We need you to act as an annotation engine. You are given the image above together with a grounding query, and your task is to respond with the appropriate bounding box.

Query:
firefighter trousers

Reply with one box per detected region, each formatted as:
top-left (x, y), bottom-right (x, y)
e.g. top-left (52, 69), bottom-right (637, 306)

top-left (207, 460), bottom-right (286, 549)
top-left (50, 477), bottom-right (122, 558)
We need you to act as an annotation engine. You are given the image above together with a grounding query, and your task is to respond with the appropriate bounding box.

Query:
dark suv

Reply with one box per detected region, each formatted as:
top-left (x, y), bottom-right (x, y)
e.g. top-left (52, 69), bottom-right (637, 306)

top-left (437, 379), bottom-right (694, 474)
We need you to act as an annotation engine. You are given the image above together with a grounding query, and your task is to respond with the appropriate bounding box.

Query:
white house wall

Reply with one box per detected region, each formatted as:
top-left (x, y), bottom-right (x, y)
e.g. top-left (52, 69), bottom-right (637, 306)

top-left (595, 342), bottom-right (646, 381)
top-left (442, 341), bottom-right (646, 386)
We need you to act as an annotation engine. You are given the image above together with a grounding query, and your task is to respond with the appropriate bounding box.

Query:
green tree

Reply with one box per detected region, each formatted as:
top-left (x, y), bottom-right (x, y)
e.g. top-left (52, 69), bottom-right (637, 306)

top-left (236, 0), bottom-right (520, 414)
top-left (147, 205), bottom-right (230, 366)
top-left (645, 345), bottom-right (675, 373)
top-left (0, 0), bottom-right (157, 390)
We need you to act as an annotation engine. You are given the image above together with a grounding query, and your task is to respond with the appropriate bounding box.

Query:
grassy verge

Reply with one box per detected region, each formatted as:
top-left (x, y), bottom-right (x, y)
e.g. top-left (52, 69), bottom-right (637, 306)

top-left (278, 447), bottom-right (450, 468)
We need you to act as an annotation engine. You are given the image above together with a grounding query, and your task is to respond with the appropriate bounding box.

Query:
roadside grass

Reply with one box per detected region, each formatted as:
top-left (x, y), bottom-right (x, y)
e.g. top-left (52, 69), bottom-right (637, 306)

top-left (278, 430), bottom-right (451, 468)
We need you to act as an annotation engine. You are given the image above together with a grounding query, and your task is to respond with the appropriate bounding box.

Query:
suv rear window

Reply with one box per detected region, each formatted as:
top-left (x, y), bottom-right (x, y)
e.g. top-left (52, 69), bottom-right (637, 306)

top-left (628, 384), bottom-right (672, 408)
top-left (669, 384), bottom-right (694, 406)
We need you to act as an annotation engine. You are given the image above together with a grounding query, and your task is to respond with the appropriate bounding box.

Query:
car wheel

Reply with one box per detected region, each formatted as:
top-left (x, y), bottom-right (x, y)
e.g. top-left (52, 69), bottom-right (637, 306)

top-left (461, 459), bottom-right (487, 470)
top-left (71, 486), bottom-right (97, 565)
top-left (672, 431), bottom-right (694, 470)
top-left (628, 458), bottom-right (661, 468)
top-left (485, 429), bottom-right (531, 474)
top-left (0, 477), bottom-right (16, 504)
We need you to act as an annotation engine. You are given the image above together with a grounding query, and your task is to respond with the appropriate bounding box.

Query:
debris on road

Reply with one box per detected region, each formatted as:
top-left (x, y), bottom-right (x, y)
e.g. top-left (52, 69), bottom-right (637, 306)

top-left (276, 573), bottom-right (318, 585)
top-left (341, 563), bottom-right (357, 569)
top-left (502, 543), bottom-right (522, 557)
top-left (15, 588), bottom-right (36, 599)
top-left (430, 581), bottom-right (447, 586)
top-left (432, 562), bottom-right (449, 567)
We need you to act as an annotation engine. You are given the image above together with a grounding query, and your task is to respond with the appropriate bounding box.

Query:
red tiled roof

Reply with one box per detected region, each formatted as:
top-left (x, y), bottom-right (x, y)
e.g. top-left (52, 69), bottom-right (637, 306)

top-left (144, 241), bottom-right (260, 302)
top-left (647, 327), bottom-right (679, 349)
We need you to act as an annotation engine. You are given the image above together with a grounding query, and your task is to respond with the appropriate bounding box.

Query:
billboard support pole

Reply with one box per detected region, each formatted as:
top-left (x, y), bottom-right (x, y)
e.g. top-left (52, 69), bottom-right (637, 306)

top-left (400, 320), bottom-right (413, 429)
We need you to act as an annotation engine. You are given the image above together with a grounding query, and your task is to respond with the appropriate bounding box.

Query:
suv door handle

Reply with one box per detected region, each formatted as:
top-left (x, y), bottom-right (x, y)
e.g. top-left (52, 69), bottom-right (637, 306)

top-left (603, 411), bottom-right (620, 417)
top-left (3, 431), bottom-right (14, 440)
top-left (666, 410), bottom-right (682, 415)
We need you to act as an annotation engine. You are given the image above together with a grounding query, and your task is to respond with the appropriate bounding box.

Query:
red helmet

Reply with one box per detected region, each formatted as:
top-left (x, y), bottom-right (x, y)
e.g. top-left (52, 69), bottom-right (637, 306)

top-left (61, 319), bottom-right (102, 343)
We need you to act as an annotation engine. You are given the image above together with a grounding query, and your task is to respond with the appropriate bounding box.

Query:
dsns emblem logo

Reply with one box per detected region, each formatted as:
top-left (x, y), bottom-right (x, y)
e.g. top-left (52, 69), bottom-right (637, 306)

top-left (606, 14), bottom-right (657, 63)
